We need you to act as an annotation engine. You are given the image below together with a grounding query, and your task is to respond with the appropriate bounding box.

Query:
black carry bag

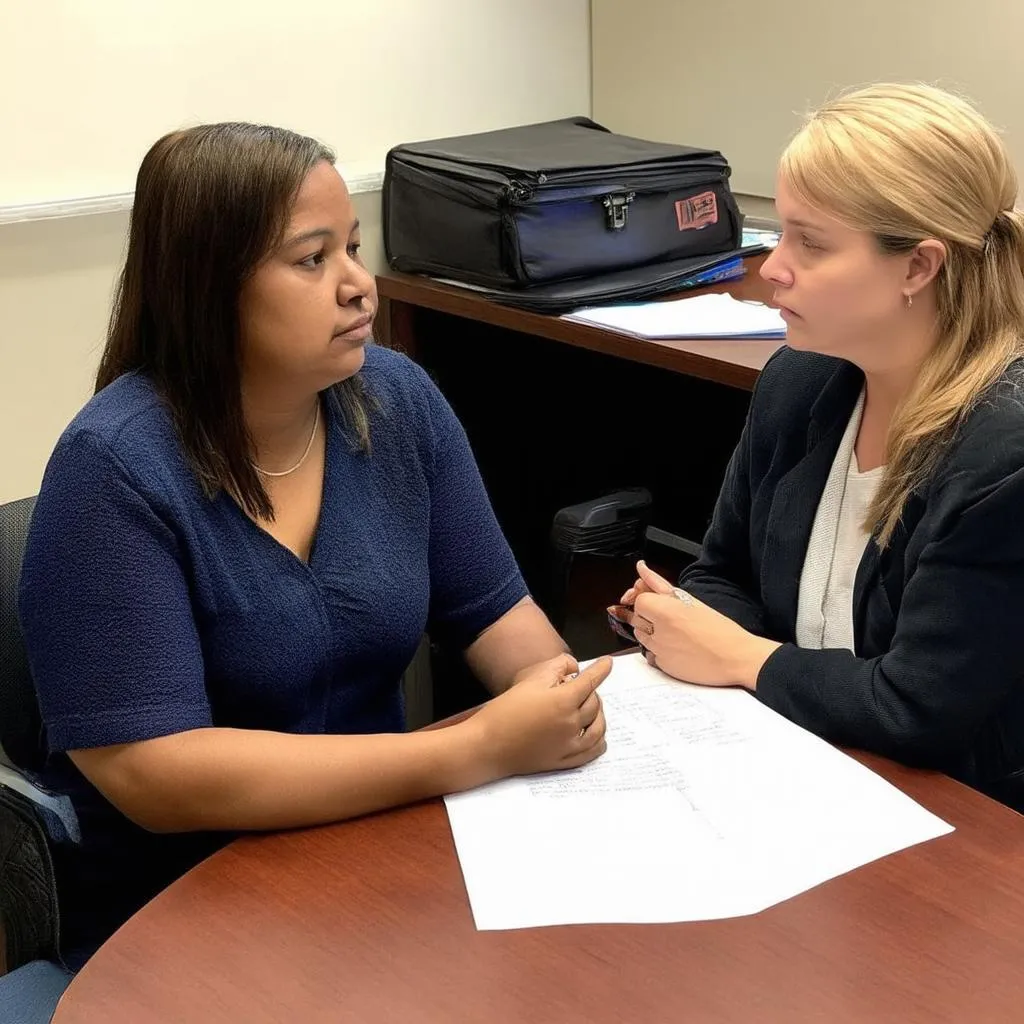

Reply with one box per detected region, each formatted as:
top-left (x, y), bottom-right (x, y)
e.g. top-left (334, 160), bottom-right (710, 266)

top-left (383, 116), bottom-right (757, 313)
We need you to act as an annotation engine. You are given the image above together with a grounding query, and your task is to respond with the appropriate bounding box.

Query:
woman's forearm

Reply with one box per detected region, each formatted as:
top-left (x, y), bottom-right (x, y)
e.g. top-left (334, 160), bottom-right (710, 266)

top-left (464, 597), bottom-right (569, 694)
top-left (70, 720), bottom-right (493, 834)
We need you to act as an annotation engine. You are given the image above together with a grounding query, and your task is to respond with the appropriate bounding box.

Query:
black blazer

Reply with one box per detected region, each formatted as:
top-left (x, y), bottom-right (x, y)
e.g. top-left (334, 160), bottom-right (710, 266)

top-left (681, 346), bottom-right (1024, 811)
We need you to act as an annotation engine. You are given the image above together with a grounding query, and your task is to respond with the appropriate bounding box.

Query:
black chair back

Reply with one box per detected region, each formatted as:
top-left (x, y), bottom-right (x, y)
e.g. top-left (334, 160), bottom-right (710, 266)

top-left (0, 496), bottom-right (61, 969)
top-left (0, 497), bottom-right (46, 773)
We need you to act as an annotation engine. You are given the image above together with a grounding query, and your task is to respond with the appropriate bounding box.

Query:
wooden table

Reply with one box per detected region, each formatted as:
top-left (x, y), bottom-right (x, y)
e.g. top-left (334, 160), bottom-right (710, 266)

top-left (54, 753), bottom-right (1024, 1023)
top-left (375, 253), bottom-right (780, 392)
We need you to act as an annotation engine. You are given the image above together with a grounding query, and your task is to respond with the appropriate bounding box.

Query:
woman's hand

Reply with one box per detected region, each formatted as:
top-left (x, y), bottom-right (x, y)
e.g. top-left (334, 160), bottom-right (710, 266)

top-left (610, 562), bottom-right (779, 690)
top-left (469, 654), bottom-right (611, 776)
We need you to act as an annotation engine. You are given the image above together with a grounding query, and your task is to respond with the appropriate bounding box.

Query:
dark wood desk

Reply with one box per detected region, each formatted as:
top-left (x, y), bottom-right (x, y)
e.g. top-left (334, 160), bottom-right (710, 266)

top-left (375, 256), bottom-right (783, 682)
top-left (53, 753), bottom-right (1024, 1023)
top-left (376, 253), bottom-right (780, 391)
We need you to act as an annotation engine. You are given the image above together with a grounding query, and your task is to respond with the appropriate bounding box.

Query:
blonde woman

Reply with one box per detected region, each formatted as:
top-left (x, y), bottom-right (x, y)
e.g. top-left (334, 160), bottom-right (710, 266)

top-left (613, 83), bottom-right (1024, 809)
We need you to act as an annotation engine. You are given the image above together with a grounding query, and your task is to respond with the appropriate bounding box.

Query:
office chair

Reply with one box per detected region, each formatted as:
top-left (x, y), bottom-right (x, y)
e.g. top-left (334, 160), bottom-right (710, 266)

top-left (0, 496), bottom-right (61, 973)
top-left (547, 488), bottom-right (653, 660)
top-left (546, 488), bottom-right (704, 660)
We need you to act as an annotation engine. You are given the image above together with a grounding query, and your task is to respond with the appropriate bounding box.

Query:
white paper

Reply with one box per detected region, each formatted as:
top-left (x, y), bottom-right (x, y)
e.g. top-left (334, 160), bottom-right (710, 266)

top-left (444, 654), bottom-right (953, 930)
top-left (561, 292), bottom-right (786, 339)
top-left (742, 227), bottom-right (781, 249)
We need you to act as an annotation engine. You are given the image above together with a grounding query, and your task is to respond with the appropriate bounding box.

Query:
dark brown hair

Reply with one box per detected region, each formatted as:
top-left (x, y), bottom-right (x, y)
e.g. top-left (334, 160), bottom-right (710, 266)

top-left (96, 122), bottom-right (370, 520)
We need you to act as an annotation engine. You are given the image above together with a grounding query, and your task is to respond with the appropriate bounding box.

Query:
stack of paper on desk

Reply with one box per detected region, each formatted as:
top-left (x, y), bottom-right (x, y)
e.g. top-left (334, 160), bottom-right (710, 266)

top-left (444, 655), bottom-right (952, 930)
top-left (562, 291), bottom-right (787, 340)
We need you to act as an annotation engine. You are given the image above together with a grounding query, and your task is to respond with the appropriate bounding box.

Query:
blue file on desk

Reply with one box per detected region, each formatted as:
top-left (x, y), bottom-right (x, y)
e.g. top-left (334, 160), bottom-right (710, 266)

top-left (676, 255), bottom-right (745, 289)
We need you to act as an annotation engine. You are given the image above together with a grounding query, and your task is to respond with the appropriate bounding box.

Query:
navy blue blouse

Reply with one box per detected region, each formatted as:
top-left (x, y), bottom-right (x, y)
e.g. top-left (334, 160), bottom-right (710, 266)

top-left (19, 344), bottom-right (527, 966)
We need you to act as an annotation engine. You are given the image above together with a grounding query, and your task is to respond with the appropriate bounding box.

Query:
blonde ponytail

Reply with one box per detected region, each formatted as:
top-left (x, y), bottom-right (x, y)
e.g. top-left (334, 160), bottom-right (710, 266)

top-left (780, 84), bottom-right (1024, 546)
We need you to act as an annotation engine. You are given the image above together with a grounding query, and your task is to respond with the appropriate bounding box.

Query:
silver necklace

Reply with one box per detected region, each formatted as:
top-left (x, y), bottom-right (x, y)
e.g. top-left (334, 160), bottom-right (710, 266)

top-left (252, 403), bottom-right (320, 478)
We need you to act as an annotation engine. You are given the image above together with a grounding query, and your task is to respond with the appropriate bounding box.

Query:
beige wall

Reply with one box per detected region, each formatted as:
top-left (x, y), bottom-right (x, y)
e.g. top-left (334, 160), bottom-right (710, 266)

top-left (1, 0), bottom-right (589, 503)
top-left (0, 191), bottom-right (383, 505)
top-left (3, 0), bottom-right (591, 206)
top-left (592, 0), bottom-right (1024, 200)
top-left (1, 211), bottom-right (126, 503)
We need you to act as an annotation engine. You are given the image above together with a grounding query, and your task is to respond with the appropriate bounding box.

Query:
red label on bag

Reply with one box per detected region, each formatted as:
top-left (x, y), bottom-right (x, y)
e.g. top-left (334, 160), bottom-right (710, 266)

top-left (675, 191), bottom-right (719, 231)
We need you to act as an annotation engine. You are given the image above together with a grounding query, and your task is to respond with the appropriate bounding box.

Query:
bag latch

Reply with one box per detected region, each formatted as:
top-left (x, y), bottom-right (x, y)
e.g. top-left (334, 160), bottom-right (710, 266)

top-left (602, 192), bottom-right (636, 231)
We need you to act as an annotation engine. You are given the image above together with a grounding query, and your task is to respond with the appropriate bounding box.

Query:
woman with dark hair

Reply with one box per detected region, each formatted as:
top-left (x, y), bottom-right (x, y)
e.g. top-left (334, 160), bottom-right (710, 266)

top-left (19, 122), bottom-right (610, 970)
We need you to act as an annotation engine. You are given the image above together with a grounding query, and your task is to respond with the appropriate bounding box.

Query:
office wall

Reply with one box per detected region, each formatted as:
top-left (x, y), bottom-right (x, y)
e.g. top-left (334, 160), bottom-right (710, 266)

top-left (0, 1), bottom-right (591, 503)
top-left (2, 0), bottom-right (592, 207)
top-left (591, 0), bottom-right (1024, 203)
